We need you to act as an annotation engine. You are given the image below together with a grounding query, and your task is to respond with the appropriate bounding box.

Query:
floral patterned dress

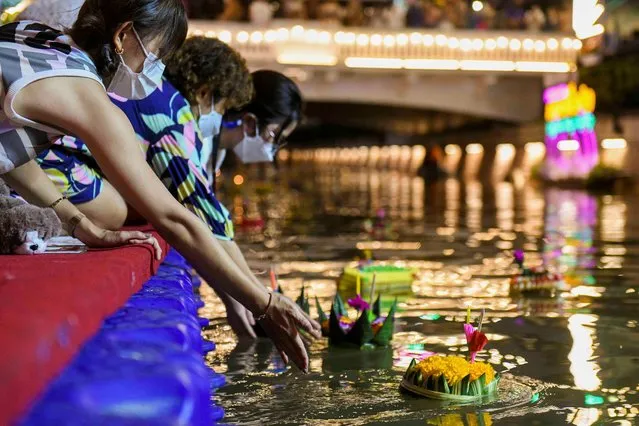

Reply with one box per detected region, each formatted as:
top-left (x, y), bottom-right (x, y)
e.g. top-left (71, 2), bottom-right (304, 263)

top-left (36, 78), bottom-right (234, 240)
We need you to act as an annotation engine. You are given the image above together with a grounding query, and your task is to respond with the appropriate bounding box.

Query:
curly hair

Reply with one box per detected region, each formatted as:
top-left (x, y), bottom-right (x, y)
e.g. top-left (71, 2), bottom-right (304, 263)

top-left (164, 37), bottom-right (253, 110)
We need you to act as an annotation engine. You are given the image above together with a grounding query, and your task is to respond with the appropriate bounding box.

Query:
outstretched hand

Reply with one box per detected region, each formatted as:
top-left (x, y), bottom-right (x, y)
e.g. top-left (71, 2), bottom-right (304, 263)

top-left (73, 218), bottom-right (162, 260)
top-left (258, 292), bottom-right (322, 372)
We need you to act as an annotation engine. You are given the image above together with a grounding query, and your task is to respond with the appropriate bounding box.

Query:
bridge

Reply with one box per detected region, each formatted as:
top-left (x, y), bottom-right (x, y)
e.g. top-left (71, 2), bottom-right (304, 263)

top-left (189, 21), bottom-right (581, 123)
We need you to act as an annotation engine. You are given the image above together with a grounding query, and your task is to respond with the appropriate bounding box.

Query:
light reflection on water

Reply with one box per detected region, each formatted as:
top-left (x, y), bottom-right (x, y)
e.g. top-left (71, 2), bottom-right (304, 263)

top-left (201, 164), bottom-right (639, 425)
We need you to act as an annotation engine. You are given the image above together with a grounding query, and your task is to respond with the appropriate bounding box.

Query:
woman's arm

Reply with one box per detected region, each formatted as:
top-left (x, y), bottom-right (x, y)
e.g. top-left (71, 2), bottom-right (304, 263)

top-left (13, 76), bottom-right (320, 370)
top-left (4, 159), bottom-right (162, 257)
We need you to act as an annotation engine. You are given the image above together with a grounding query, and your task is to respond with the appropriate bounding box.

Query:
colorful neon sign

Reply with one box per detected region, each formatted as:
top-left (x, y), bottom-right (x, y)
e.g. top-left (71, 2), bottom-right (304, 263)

top-left (543, 82), bottom-right (599, 180)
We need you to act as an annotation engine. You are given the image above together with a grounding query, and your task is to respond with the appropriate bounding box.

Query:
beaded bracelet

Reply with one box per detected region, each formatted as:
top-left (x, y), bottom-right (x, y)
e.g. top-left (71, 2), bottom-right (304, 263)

top-left (254, 292), bottom-right (273, 322)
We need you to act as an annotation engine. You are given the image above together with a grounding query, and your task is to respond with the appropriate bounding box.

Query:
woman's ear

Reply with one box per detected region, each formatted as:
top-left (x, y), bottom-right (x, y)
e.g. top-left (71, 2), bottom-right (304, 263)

top-left (112, 21), bottom-right (133, 54)
top-left (195, 86), bottom-right (210, 106)
top-left (243, 113), bottom-right (258, 137)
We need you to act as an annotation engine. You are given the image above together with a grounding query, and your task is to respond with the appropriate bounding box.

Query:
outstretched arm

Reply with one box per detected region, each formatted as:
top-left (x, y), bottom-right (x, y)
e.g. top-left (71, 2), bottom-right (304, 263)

top-left (4, 159), bottom-right (161, 257)
top-left (13, 76), bottom-right (320, 370)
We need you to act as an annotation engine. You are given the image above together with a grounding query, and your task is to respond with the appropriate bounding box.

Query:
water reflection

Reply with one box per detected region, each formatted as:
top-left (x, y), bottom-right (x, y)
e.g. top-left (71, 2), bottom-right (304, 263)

top-left (203, 161), bottom-right (639, 424)
top-left (567, 314), bottom-right (601, 392)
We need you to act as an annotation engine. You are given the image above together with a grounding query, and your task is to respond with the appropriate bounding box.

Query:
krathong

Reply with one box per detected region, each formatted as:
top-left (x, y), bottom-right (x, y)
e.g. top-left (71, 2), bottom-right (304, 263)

top-left (400, 307), bottom-right (500, 400)
top-left (338, 262), bottom-right (416, 296)
top-left (510, 250), bottom-right (568, 296)
top-left (314, 274), bottom-right (397, 348)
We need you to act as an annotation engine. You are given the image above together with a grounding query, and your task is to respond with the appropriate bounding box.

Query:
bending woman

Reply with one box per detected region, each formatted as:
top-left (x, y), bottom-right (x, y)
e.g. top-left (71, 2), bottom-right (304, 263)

top-left (37, 38), bottom-right (303, 338)
top-left (0, 0), bottom-right (319, 371)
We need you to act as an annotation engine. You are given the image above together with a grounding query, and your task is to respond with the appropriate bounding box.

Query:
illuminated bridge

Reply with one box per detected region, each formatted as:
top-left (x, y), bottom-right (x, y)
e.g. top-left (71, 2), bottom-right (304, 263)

top-left (189, 21), bottom-right (582, 123)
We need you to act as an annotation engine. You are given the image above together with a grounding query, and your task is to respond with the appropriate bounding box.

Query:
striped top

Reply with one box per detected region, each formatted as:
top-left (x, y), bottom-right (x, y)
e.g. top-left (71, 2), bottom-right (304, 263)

top-left (0, 21), bottom-right (102, 174)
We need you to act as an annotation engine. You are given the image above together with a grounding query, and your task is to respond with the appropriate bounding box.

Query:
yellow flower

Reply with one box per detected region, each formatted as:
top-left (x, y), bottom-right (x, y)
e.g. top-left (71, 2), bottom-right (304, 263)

top-left (415, 356), bottom-right (471, 386)
top-left (413, 356), bottom-right (496, 387)
top-left (469, 361), bottom-right (496, 384)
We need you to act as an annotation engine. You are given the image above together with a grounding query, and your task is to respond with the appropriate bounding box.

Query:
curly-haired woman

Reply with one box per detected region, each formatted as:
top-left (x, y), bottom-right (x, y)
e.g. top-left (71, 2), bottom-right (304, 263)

top-left (36, 37), bottom-right (304, 339)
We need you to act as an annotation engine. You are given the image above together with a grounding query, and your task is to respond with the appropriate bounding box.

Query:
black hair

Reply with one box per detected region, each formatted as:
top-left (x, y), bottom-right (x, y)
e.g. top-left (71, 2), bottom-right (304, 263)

top-left (69, 0), bottom-right (187, 80)
top-left (229, 70), bottom-right (303, 130)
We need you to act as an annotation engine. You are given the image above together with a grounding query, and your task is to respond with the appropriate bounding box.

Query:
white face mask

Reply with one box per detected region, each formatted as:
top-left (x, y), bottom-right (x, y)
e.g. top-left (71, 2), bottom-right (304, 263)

top-left (233, 125), bottom-right (275, 164)
top-left (107, 27), bottom-right (165, 100)
top-left (198, 98), bottom-right (223, 141)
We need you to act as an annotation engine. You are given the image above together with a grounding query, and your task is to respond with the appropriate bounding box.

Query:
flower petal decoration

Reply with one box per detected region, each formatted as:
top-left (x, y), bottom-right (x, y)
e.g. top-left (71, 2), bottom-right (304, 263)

top-left (464, 323), bottom-right (488, 362)
top-left (347, 294), bottom-right (370, 311)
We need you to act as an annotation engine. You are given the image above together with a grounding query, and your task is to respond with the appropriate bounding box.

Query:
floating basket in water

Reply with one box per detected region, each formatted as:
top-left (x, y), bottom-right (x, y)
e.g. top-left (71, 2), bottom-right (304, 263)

top-left (315, 293), bottom-right (397, 348)
top-left (400, 356), bottom-right (500, 401)
top-left (338, 263), bottom-right (416, 296)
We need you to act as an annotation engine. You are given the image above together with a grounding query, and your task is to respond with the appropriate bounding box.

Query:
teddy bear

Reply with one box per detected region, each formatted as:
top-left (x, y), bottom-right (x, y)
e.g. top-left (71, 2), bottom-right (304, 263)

top-left (0, 178), bottom-right (62, 254)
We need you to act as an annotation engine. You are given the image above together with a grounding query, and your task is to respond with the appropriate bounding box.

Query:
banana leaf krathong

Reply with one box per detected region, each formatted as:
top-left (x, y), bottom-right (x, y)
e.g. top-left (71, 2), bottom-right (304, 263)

top-left (400, 357), bottom-right (500, 401)
top-left (315, 294), bottom-right (397, 348)
top-left (510, 250), bottom-right (567, 296)
top-left (400, 307), bottom-right (501, 400)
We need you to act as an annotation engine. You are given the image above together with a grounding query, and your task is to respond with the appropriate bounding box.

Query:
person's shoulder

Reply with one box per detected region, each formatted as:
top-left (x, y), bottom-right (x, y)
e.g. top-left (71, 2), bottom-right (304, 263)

top-left (149, 78), bottom-right (184, 108)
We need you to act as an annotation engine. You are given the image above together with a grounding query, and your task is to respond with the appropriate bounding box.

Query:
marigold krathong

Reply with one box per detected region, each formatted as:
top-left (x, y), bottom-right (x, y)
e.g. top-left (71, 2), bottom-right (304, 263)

top-left (401, 356), bottom-right (500, 401)
top-left (400, 308), bottom-right (500, 400)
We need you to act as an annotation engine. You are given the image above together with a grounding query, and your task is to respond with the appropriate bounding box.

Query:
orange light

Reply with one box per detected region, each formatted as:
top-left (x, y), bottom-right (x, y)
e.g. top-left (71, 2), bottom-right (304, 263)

top-left (233, 175), bottom-right (245, 185)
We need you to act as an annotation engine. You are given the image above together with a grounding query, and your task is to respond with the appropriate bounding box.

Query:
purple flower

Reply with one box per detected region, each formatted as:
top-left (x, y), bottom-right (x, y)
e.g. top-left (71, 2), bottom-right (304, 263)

top-left (347, 294), bottom-right (370, 311)
top-left (514, 250), bottom-right (524, 266)
top-left (339, 316), bottom-right (355, 332)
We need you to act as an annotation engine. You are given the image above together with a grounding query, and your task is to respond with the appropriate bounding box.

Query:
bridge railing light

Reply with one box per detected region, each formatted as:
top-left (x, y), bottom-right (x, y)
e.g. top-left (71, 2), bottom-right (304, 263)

top-left (466, 144), bottom-right (484, 155)
top-left (601, 138), bottom-right (627, 150)
top-left (187, 22), bottom-right (578, 72)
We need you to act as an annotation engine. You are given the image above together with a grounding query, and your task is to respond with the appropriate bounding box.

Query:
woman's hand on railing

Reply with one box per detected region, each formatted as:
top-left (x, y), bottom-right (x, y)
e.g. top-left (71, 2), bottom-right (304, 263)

top-left (73, 217), bottom-right (162, 260)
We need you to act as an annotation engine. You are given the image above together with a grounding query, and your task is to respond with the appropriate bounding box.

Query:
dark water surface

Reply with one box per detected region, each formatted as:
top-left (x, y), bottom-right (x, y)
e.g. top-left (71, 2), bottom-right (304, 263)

top-left (200, 164), bottom-right (639, 425)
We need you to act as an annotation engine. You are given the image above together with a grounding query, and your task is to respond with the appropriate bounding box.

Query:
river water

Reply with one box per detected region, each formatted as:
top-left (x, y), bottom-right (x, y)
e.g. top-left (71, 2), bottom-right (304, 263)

top-left (200, 162), bottom-right (639, 425)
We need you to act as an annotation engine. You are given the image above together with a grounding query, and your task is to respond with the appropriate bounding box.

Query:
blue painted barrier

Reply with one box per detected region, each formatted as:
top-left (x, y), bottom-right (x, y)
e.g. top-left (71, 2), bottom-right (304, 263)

top-left (19, 250), bottom-right (225, 425)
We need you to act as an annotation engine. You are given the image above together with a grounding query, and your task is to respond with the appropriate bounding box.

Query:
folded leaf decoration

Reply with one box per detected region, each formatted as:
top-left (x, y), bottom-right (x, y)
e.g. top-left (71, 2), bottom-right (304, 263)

top-left (315, 293), bottom-right (397, 348)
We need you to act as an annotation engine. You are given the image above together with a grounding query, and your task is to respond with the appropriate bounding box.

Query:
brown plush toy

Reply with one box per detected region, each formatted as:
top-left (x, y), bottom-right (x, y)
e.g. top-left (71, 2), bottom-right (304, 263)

top-left (0, 178), bottom-right (62, 254)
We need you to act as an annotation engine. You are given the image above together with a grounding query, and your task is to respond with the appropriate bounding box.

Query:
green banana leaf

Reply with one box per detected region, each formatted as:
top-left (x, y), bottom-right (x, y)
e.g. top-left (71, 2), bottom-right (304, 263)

top-left (371, 297), bottom-right (397, 346)
top-left (334, 293), bottom-right (348, 317)
top-left (316, 296), bottom-right (328, 323)
top-left (296, 286), bottom-right (310, 315)
top-left (328, 299), bottom-right (347, 346)
top-left (372, 295), bottom-right (382, 317)
top-left (346, 308), bottom-right (374, 347)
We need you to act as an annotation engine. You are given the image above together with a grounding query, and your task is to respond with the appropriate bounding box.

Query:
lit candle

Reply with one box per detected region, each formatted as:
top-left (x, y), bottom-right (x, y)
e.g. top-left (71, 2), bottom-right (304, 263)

top-left (356, 274), bottom-right (361, 295)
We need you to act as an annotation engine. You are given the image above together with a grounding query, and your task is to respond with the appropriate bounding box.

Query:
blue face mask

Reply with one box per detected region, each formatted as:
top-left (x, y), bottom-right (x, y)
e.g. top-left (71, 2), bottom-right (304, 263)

top-left (214, 118), bottom-right (243, 171)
